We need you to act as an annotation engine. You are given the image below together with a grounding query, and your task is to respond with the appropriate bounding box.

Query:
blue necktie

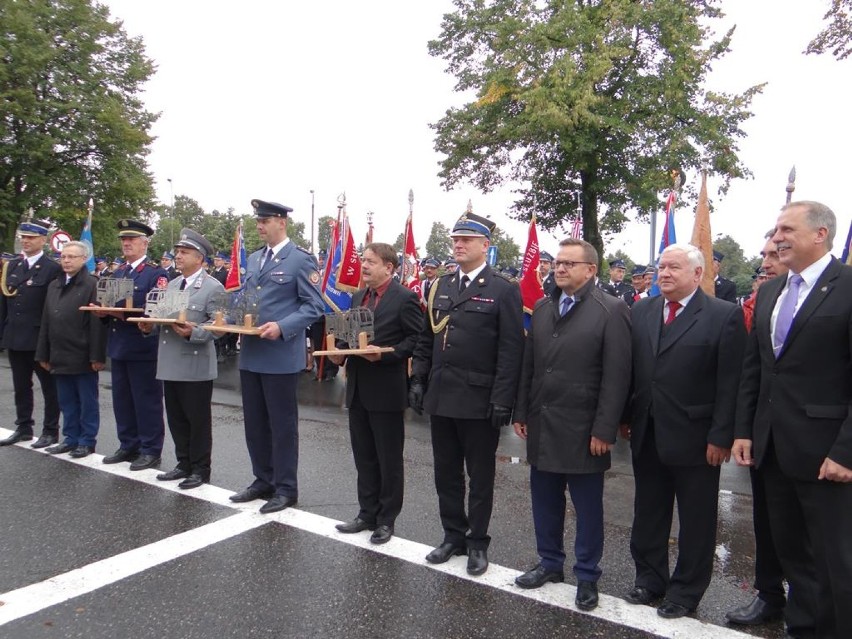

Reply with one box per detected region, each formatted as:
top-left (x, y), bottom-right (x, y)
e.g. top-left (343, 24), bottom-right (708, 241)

top-left (561, 297), bottom-right (574, 317)
top-left (262, 248), bottom-right (273, 268)
top-left (773, 273), bottom-right (803, 357)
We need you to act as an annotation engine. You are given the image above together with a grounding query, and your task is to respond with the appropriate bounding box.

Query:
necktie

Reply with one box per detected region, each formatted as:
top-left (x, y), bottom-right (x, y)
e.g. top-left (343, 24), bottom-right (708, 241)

top-left (179, 278), bottom-right (187, 291)
top-left (459, 274), bottom-right (470, 292)
top-left (773, 274), bottom-right (804, 356)
top-left (21, 260), bottom-right (29, 273)
top-left (424, 280), bottom-right (431, 300)
top-left (633, 291), bottom-right (640, 301)
top-left (262, 248), bottom-right (273, 268)
top-left (664, 301), bottom-right (681, 325)
top-left (560, 297), bottom-right (574, 317)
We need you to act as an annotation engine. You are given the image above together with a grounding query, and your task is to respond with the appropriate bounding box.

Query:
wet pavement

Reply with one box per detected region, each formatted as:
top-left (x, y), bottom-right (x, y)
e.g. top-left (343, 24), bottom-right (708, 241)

top-left (0, 357), bottom-right (788, 638)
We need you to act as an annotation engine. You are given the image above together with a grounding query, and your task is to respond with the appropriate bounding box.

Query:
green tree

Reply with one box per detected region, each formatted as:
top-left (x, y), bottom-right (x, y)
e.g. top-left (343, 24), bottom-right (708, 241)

top-left (393, 233), bottom-right (405, 253)
top-left (601, 249), bottom-right (636, 283)
top-left (429, 0), bottom-right (762, 264)
top-left (317, 215), bottom-right (335, 252)
top-left (490, 227), bottom-right (520, 267)
top-left (1, 0), bottom-right (158, 251)
top-left (713, 235), bottom-right (757, 297)
top-left (425, 221), bottom-right (453, 260)
top-left (807, 0), bottom-right (852, 59)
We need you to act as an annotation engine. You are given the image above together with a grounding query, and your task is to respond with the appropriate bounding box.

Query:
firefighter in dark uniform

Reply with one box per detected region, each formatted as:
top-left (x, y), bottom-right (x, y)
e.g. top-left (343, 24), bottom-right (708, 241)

top-left (622, 264), bottom-right (648, 308)
top-left (600, 258), bottom-right (631, 298)
top-left (540, 251), bottom-right (557, 296)
top-left (409, 211), bottom-right (524, 577)
top-left (160, 251), bottom-right (179, 281)
top-left (0, 218), bottom-right (62, 447)
top-left (712, 251), bottom-right (737, 303)
top-left (99, 220), bottom-right (169, 470)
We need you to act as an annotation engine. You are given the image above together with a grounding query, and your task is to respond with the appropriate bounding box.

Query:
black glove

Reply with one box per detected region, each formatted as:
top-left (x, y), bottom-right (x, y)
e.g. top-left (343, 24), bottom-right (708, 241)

top-left (489, 404), bottom-right (512, 430)
top-left (408, 377), bottom-right (425, 415)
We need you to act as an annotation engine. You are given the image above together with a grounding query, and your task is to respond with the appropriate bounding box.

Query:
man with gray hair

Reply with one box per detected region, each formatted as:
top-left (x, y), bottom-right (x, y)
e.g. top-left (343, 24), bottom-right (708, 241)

top-left (734, 201), bottom-right (852, 638)
top-left (622, 242), bottom-right (746, 618)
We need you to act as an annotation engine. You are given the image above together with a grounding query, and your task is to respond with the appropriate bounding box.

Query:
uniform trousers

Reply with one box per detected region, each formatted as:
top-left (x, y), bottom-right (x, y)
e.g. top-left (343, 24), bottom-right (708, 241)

top-left (748, 465), bottom-right (786, 608)
top-left (163, 380), bottom-right (213, 480)
top-left (762, 440), bottom-right (852, 639)
top-left (240, 370), bottom-right (299, 498)
top-left (55, 372), bottom-right (99, 448)
top-left (110, 358), bottom-right (164, 456)
top-left (430, 415), bottom-right (499, 550)
top-left (630, 425), bottom-right (721, 609)
top-left (348, 393), bottom-right (405, 527)
top-left (8, 349), bottom-right (59, 436)
top-left (530, 465), bottom-right (604, 582)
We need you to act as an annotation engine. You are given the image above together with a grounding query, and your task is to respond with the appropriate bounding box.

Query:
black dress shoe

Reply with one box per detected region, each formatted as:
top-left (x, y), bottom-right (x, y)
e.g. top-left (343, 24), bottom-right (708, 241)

top-left (129, 454), bottom-right (161, 471)
top-left (157, 467), bottom-right (190, 481)
top-left (69, 446), bottom-right (94, 459)
top-left (259, 495), bottom-right (297, 514)
top-left (425, 542), bottom-right (466, 564)
top-left (177, 474), bottom-right (205, 490)
top-left (575, 580), bottom-right (599, 611)
top-left (625, 586), bottom-right (662, 605)
top-left (657, 600), bottom-right (694, 619)
top-left (0, 430), bottom-right (33, 446)
top-left (45, 442), bottom-right (75, 455)
top-left (103, 448), bottom-right (140, 464)
top-left (229, 486), bottom-right (274, 503)
top-left (515, 564), bottom-right (564, 589)
top-left (467, 548), bottom-right (488, 576)
top-left (335, 517), bottom-right (375, 534)
top-left (370, 525), bottom-right (394, 545)
top-left (31, 435), bottom-right (58, 449)
top-left (726, 596), bottom-right (784, 625)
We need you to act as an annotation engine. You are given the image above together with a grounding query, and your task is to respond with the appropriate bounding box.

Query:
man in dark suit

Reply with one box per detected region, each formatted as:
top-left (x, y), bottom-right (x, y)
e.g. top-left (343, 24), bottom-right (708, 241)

top-left (98, 220), bottom-right (169, 470)
top-left (421, 257), bottom-right (440, 304)
top-left (211, 251), bottom-right (229, 285)
top-left (622, 243), bottom-right (746, 618)
top-left (331, 243), bottom-right (423, 544)
top-left (410, 212), bottom-right (524, 576)
top-left (733, 201), bottom-right (852, 639)
top-left (600, 258), bottom-right (630, 298)
top-left (513, 238), bottom-right (631, 611)
top-left (713, 251), bottom-right (738, 303)
top-left (0, 218), bottom-right (62, 447)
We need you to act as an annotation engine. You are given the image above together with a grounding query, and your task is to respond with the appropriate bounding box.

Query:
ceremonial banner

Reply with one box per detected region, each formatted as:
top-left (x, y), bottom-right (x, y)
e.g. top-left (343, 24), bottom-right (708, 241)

top-left (402, 213), bottom-right (422, 299)
top-left (519, 216), bottom-right (544, 329)
top-left (690, 171), bottom-right (715, 296)
top-left (225, 219), bottom-right (247, 291)
top-left (80, 198), bottom-right (95, 273)
top-left (336, 215), bottom-right (362, 291)
top-left (570, 217), bottom-right (583, 239)
top-left (648, 189), bottom-right (678, 297)
top-left (323, 213), bottom-right (360, 312)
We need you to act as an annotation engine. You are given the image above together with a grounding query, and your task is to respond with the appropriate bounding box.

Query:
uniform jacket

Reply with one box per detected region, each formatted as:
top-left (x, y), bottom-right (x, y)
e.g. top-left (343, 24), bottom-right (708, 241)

top-left (515, 280), bottom-right (632, 474)
top-left (211, 267), bottom-right (228, 286)
top-left (412, 264), bottom-right (524, 419)
top-left (105, 261), bottom-right (169, 361)
top-left (343, 280), bottom-right (423, 412)
top-left (36, 271), bottom-right (107, 374)
top-left (151, 271), bottom-right (224, 382)
top-left (238, 242), bottom-right (325, 374)
top-left (715, 276), bottom-right (738, 303)
top-left (626, 288), bottom-right (746, 466)
top-left (0, 254), bottom-right (62, 350)
top-left (542, 272), bottom-right (556, 296)
top-left (735, 258), bottom-right (852, 481)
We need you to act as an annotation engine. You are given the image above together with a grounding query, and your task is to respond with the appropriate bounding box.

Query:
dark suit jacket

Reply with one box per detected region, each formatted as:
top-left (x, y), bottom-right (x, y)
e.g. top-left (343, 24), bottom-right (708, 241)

top-left (515, 279), bottom-right (632, 474)
top-left (736, 257), bottom-right (852, 481)
top-left (412, 265), bottom-right (524, 419)
top-left (715, 276), bottom-right (737, 303)
top-left (344, 280), bottom-right (423, 412)
top-left (626, 287), bottom-right (746, 466)
top-left (0, 254), bottom-right (62, 350)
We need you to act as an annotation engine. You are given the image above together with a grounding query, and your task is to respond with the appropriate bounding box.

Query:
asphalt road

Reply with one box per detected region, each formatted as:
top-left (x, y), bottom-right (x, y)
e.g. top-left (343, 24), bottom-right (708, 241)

top-left (0, 357), bottom-right (788, 639)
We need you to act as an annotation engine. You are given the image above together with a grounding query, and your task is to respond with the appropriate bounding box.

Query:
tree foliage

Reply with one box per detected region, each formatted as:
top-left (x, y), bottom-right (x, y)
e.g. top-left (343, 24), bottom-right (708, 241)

top-left (807, 0), bottom-right (852, 59)
top-left (490, 226), bottom-right (520, 267)
top-left (713, 234), bottom-right (761, 297)
top-left (317, 215), bottom-right (335, 252)
top-left (0, 0), bottom-right (158, 251)
top-left (429, 0), bottom-right (763, 263)
top-left (425, 221), bottom-right (453, 259)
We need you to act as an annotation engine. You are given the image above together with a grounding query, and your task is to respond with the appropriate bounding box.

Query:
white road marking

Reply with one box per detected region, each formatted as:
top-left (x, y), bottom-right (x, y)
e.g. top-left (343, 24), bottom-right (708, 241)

top-left (1, 427), bottom-right (752, 637)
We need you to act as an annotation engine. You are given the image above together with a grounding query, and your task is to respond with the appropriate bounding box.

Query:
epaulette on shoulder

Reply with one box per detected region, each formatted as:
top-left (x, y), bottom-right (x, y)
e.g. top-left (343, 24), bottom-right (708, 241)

top-left (296, 245), bottom-right (312, 255)
top-left (494, 271), bottom-right (516, 284)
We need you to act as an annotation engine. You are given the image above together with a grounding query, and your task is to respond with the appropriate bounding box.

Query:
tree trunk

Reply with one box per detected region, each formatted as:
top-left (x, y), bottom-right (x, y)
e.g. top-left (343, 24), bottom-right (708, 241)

top-left (580, 169), bottom-right (603, 269)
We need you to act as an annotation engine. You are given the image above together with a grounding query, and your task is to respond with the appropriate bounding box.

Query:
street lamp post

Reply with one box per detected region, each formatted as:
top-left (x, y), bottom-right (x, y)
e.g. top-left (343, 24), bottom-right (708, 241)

top-left (310, 189), bottom-right (315, 256)
top-left (167, 178), bottom-right (175, 247)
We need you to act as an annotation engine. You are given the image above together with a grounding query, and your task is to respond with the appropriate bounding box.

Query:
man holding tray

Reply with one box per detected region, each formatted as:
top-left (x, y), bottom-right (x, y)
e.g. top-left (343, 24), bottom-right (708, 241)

top-left (229, 199), bottom-right (324, 514)
top-left (137, 228), bottom-right (223, 489)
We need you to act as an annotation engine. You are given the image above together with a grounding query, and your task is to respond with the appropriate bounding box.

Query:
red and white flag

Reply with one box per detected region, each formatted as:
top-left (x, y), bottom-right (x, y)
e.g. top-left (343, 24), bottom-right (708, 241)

top-left (402, 213), bottom-right (422, 300)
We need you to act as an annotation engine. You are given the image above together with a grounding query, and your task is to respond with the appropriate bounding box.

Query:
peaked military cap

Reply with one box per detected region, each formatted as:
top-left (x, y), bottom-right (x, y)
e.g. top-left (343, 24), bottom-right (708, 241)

top-left (451, 212), bottom-right (496, 239)
top-left (631, 265), bottom-right (646, 277)
top-left (540, 251), bottom-right (554, 263)
top-left (18, 218), bottom-right (51, 237)
top-left (117, 219), bottom-right (154, 238)
top-left (251, 199), bottom-right (293, 218)
top-left (713, 250), bottom-right (724, 262)
top-left (608, 258), bottom-right (626, 269)
top-left (423, 257), bottom-right (440, 268)
top-left (174, 228), bottom-right (214, 258)
top-left (161, 251), bottom-right (174, 260)
top-left (216, 251), bottom-right (230, 260)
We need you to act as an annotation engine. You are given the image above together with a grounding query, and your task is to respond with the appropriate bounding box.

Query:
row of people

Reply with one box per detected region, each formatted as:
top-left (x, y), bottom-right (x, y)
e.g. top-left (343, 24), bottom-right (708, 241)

top-left (2, 201), bottom-right (849, 637)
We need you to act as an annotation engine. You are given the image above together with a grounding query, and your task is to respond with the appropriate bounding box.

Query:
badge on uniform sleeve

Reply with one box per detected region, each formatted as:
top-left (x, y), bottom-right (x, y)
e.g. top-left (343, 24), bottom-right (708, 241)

top-left (309, 270), bottom-right (320, 285)
top-left (156, 276), bottom-right (168, 289)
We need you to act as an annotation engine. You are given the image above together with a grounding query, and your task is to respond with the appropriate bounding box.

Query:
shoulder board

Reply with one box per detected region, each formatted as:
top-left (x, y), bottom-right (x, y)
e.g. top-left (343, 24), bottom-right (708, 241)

top-left (494, 271), bottom-right (516, 283)
top-left (438, 272), bottom-right (455, 280)
top-left (296, 245), bottom-right (312, 255)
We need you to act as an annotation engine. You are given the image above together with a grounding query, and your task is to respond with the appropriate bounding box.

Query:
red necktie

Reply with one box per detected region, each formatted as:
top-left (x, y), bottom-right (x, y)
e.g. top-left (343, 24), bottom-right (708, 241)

top-left (633, 292), bottom-right (640, 301)
top-left (665, 301), bottom-right (682, 325)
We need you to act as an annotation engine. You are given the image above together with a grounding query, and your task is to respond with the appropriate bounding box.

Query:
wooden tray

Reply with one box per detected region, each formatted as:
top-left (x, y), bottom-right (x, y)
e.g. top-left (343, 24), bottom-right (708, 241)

top-left (79, 306), bottom-right (144, 312)
top-left (127, 317), bottom-right (189, 325)
top-left (313, 347), bottom-right (394, 356)
top-left (199, 324), bottom-right (263, 336)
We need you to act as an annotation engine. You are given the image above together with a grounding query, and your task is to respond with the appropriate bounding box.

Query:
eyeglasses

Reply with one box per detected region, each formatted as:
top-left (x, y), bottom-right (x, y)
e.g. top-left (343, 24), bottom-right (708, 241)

top-left (553, 260), bottom-right (593, 269)
top-left (61, 254), bottom-right (86, 260)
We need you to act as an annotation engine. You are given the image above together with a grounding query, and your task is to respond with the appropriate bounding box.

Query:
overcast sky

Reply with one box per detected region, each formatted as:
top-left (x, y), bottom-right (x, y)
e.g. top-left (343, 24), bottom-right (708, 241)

top-left (102, 0), bottom-right (850, 262)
